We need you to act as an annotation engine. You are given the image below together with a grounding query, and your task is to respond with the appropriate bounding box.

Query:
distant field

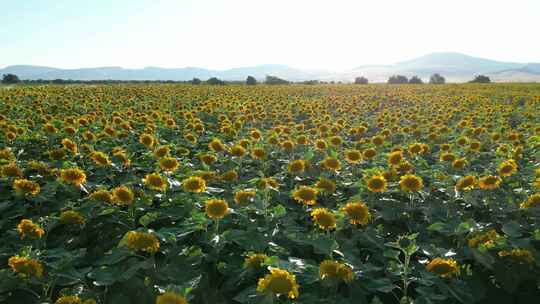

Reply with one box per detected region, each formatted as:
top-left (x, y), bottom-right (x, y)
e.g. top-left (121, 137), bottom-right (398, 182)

top-left (0, 84), bottom-right (539, 304)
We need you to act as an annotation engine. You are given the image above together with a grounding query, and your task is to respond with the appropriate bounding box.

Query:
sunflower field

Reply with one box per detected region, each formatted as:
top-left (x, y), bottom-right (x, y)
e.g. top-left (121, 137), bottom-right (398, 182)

top-left (0, 83), bottom-right (539, 304)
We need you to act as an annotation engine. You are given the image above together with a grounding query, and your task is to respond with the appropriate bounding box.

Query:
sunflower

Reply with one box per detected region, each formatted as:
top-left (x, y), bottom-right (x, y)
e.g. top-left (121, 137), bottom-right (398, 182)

top-left (251, 147), bottom-right (267, 160)
top-left (452, 158), bottom-right (468, 170)
top-left (319, 260), bottom-right (354, 283)
top-left (498, 248), bottom-right (534, 264)
top-left (55, 296), bottom-right (82, 304)
top-left (199, 153), bottom-right (217, 166)
top-left (257, 268), bottom-right (299, 299)
top-left (1, 163), bottom-right (23, 177)
top-left (344, 149), bottom-right (362, 164)
top-left (314, 139), bottom-right (328, 150)
top-left (153, 145), bottom-right (171, 158)
top-left (315, 177), bottom-right (336, 194)
top-left (59, 168), bottom-right (87, 186)
top-left (468, 229), bottom-right (501, 248)
top-left (126, 231), bottom-right (160, 253)
top-left (17, 219), bottom-right (44, 240)
top-left (399, 174), bottom-right (423, 192)
top-left (89, 189), bottom-right (113, 203)
top-left (220, 170), bottom-right (238, 182)
top-left (205, 199), bottom-right (229, 219)
top-left (144, 173), bottom-right (168, 191)
top-left (258, 177), bottom-right (280, 190)
top-left (321, 157), bottom-right (341, 171)
top-left (139, 133), bottom-right (155, 147)
top-left (8, 255), bottom-right (44, 278)
top-left (292, 186), bottom-right (318, 205)
top-left (61, 138), bottom-right (78, 154)
top-left (230, 145), bottom-right (246, 157)
top-left (156, 292), bottom-right (188, 304)
top-left (112, 186), bottom-right (135, 205)
top-left (456, 175), bottom-right (477, 191)
top-left (90, 151), bottom-right (111, 166)
top-left (426, 258), bottom-right (459, 278)
top-left (244, 253), bottom-right (268, 268)
top-left (366, 175), bottom-right (387, 193)
top-left (479, 175), bottom-right (502, 190)
top-left (182, 176), bottom-right (206, 193)
top-left (497, 159), bottom-right (518, 177)
top-left (159, 157), bottom-right (180, 172)
top-left (535, 177), bottom-right (540, 189)
top-left (288, 159), bottom-right (306, 174)
top-left (440, 152), bottom-right (456, 163)
top-left (60, 210), bottom-right (85, 226)
top-left (341, 201), bottom-right (371, 226)
top-left (362, 148), bottom-right (377, 160)
top-left (520, 193), bottom-right (540, 209)
top-left (387, 151), bottom-right (404, 166)
top-left (13, 178), bottom-right (40, 196)
top-left (408, 143), bottom-right (423, 155)
top-left (234, 190), bottom-right (256, 204)
top-left (311, 208), bottom-right (337, 230)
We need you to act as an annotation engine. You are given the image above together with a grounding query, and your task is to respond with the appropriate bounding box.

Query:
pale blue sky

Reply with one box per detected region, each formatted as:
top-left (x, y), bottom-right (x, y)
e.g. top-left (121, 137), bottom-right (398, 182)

top-left (1, 0), bottom-right (539, 70)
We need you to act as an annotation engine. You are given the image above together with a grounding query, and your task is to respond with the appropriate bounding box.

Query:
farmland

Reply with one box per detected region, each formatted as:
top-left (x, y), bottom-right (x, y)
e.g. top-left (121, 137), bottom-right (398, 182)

top-left (0, 83), bottom-right (539, 304)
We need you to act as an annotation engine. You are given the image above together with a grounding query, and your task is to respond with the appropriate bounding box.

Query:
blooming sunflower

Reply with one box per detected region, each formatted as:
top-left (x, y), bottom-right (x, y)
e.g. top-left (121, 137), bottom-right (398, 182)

top-left (452, 158), bottom-right (468, 170)
top-left (111, 186), bottom-right (135, 205)
top-left (315, 177), bottom-right (336, 194)
top-left (59, 168), bottom-right (87, 186)
top-left (55, 296), bottom-right (82, 304)
top-left (17, 219), bottom-right (44, 240)
top-left (182, 176), bottom-right (206, 193)
top-left (366, 175), bottom-right (387, 193)
top-left (468, 229), bottom-right (501, 248)
top-left (205, 199), bottom-right (229, 219)
top-left (497, 159), bottom-right (518, 177)
top-left (292, 186), bottom-right (318, 205)
top-left (456, 175), bottom-right (477, 191)
top-left (8, 255), bottom-right (44, 278)
top-left (155, 292), bottom-right (188, 304)
top-left (144, 172), bottom-right (168, 192)
top-left (125, 231), bottom-right (160, 253)
top-left (90, 151), bottom-right (111, 166)
top-left (230, 145), bottom-right (246, 157)
top-left (387, 151), bottom-right (404, 166)
top-left (159, 157), bottom-right (180, 172)
top-left (154, 145), bottom-right (171, 158)
top-left (479, 175), bottom-right (502, 190)
top-left (288, 159), bottom-right (306, 175)
top-left (257, 268), bottom-right (299, 299)
top-left (208, 138), bottom-right (225, 152)
top-left (234, 190), bottom-right (256, 204)
top-left (244, 253), bottom-right (268, 269)
top-left (344, 149), bottom-right (362, 164)
top-left (362, 148), bottom-right (377, 160)
top-left (89, 189), bottom-right (113, 203)
top-left (258, 177), bottom-right (280, 190)
top-left (13, 178), bottom-right (40, 196)
top-left (399, 174), bottom-right (423, 192)
top-left (251, 147), bottom-right (267, 160)
top-left (498, 248), bottom-right (534, 264)
top-left (1, 163), bottom-right (23, 177)
top-left (520, 193), bottom-right (540, 209)
top-left (321, 157), bottom-right (341, 171)
top-left (59, 210), bottom-right (85, 226)
top-left (319, 260), bottom-right (354, 283)
top-left (311, 208), bottom-right (337, 230)
top-left (426, 258), bottom-right (459, 278)
top-left (341, 201), bottom-right (371, 226)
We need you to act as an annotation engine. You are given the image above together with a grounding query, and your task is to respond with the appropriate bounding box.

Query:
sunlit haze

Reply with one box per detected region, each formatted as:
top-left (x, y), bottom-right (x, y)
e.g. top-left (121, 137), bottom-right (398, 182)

top-left (2, 0), bottom-right (539, 70)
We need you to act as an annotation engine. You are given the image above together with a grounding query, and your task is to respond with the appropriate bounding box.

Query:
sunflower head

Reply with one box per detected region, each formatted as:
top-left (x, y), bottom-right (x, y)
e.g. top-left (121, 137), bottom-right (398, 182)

top-left (315, 177), bottom-right (336, 194)
top-left (144, 172), bottom-right (168, 192)
top-left (288, 159), bottom-right (306, 174)
top-left (59, 210), bottom-right (85, 226)
top-left (366, 175), bottom-right (387, 193)
top-left (59, 168), bottom-right (87, 186)
top-left (205, 199), bottom-right (229, 219)
top-left (244, 253), bottom-right (268, 269)
top-left (497, 159), bottom-right (518, 177)
top-left (399, 174), bottom-right (423, 192)
top-left (182, 176), bottom-right (206, 193)
top-left (498, 248), bottom-right (534, 264)
top-left (321, 157), bottom-right (341, 171)
top-left (292, 186), bottom-right (318, 205)
top-left (520, 193), bottom-right (540, 209)
top-left (426, 258), bottom-right (459, 278)
top-left (155, 292), bottom-right (188, 304)
top-left (159, 157), bottom-right (180, 172)
top-left (319, 260), bottom-right (354, 283)
top-left (55, 296), bottom-right (82, 304)
top-left (311, 208), bottom-right (337, 230)
top-left (125, 231), bottom-right (160, 253)
top-left (479, 175), bottom-right (502, 190)
top-left (388, 151), bottom-right (404, 166)
top-left (341, 201), bottom-right (371, 226)
top-left (8, 255), bottom-right (44, 278)
top-left (257, 268), bottom-right (299, 299)
top-left (456, 175), bottom-right (477, 191)
top-left (344, 149), bottom-right (362, 164)
top-left (17, 219), bottom-right (44, 240)
top-left (13, 179), bottom-right (40, 196)
top-left (234, 190), bottom-right (257, 204)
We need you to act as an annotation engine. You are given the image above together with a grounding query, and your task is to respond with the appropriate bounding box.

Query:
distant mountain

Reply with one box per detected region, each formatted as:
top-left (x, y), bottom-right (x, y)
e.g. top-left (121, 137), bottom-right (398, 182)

top-left (1, 53), bottom-right (539, 82)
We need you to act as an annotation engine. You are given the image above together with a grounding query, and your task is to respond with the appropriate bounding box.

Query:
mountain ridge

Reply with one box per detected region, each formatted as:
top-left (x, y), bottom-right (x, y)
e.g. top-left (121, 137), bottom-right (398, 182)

top-left (2, 52), bottom-right (539, 82)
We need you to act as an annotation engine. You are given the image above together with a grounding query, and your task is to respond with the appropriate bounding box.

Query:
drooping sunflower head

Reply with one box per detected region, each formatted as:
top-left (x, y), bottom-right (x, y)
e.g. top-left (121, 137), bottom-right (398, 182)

top-left (205, 199), bottom-right (229, 219)
top-left (468, 229), bottom-right (501, 248)
top-left (341, 201), bottom-right (371, 226)
top-left (59, 168), bottom-right (87, 186)
top-left (209, 138), bottom-right (226, 152)
top-left (311, 208), bottom-right (337, 230)
top-left (257, 268), bottom-right (299, 299)
top-left (399, 174), bottom-right (423, 192)
top-left (520, 193), bottom-right (540, 209)
top-left (125, 231), bottom-right (160, 253)
top-left (319, 260), bottom-right (354, 283)
top-left (17, 219), bottom-right (44, 240)
top-left (155, 292), bottom-right (188, 304)
top-left (292, 186), bottom-right (318, 205)
top-left (182, 176), bottom-right (206, 193)
top-left (366, 175), bottom-right (387, 193)
top-left (479, 175), bottom-right (502, 190)
top-left (144, 172), bottom-right (168, 192)
top-left (1, 163), bottom-right (23, 177)
top-left (426, 258), bottom-right (459, 278)
top-left (59, 210), bottom-right (85, 226)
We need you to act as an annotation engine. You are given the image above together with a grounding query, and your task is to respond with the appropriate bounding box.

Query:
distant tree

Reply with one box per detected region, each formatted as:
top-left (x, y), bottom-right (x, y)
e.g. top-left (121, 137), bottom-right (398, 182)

top-left (191, 78), bottom-right (201, 85)
top-left (246, 76), bottom-right (257, 85)
top-left (2, 74), bottom-right (21, 84)
top-left (429, 73), bottom-right (445, 84)
top-left (469, 75), bottom-right (491, 83)
top-left (354, 76), bottom-right (368, 84)
top-left (387, 75), bottom-right (408, 84)
top-left (206, 77), bottom-right (224, 85)
top-left (408, 75), bottom-right (423, 84)
top-left (265, 75), bottom-right (289, 85)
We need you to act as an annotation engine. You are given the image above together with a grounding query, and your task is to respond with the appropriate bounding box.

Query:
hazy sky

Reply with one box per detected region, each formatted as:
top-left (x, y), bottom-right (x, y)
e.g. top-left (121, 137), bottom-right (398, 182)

top-left (2, 0), bottom-right (539, 70)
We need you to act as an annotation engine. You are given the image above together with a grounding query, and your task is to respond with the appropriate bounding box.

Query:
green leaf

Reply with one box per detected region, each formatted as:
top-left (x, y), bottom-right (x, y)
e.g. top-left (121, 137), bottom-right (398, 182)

top-left (502, 221), bottom-right (521, 238)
